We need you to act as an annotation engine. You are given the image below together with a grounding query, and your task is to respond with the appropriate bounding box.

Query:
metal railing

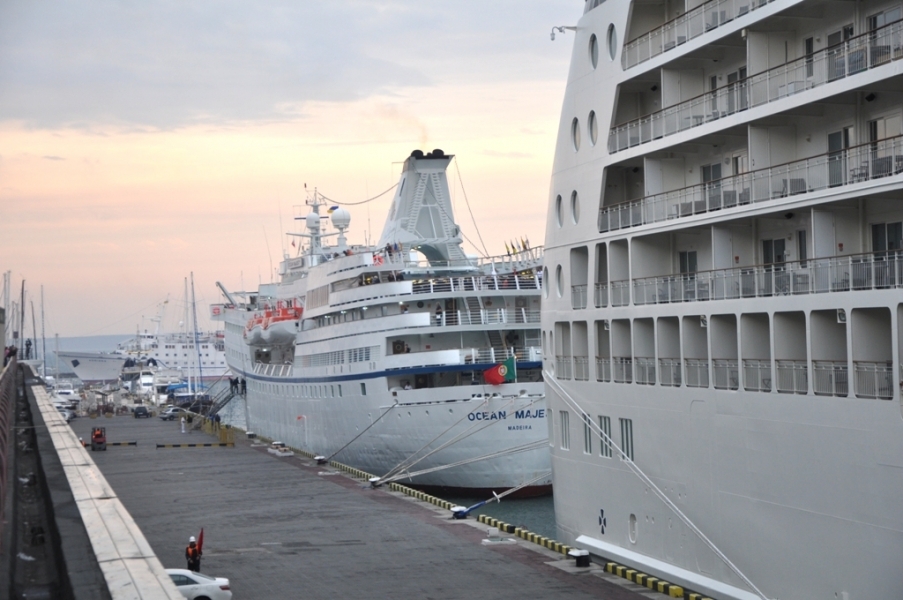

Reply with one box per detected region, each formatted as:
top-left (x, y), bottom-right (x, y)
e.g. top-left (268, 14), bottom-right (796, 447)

top-left (611, 280), bottom-right (631, 307)
top-left (622, 0), bottom-right (773, 69)
top-left (574, 356), bottom-right (590, 381)
top-left (463, 346), bottom-right (537, 364)
top-left (743, 359), bottom-right (772, 391)
top-left (659, 358), bottom-right (682, 386)
top-left (614, 19), bottom-right (903, 150)
top-left (253, 362), bottom-right (293, 377)
top-left (596, 357), bottom-right (612, 382)
top-left (854, 361), bottom-right (893, 399)
top-left (0, 357), bottom-right (16, 552)
top-left (713, 358), bottom-right (740, 390)
top-left (571, 284), bottom-right (588, 309)
top-left (613, 357), bottom-right (633, 383)
top-left (556, 355), bottom-right (573, 380)
top-left (594, 283), bottom-right (609, 307)
top-left (635, 357), bottom-right (656, 385)
top-left (600, 134), bottom-right (903, 233)
top-left (776, 360), bottom-right (808, 394)
top-left (686, 358), bottom-right (710, 388)
top-left (813, 360), bottom-right (848, 396)
top-left (411, 272), bottom-right (541, 294)
top-left (439, 308), bottom-right (541, 327)
top-left (620, 250), bottom-right (903, 308)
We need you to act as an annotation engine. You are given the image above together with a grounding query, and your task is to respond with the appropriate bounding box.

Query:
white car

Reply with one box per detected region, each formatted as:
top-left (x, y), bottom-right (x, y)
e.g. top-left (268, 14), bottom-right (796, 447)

top-left (165, 569), bottom-right (232, 600)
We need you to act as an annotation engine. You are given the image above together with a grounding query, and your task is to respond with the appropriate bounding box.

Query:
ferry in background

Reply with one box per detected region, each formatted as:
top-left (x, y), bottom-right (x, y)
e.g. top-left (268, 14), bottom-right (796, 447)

top-left (544, 1), bottom-right (903, 598)
top-left (214, 149), bottom-right (551, 496)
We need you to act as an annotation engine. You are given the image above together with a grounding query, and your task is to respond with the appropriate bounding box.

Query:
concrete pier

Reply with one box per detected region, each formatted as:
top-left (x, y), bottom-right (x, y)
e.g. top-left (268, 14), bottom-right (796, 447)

top-left (67, 413), bottom-right (659, 599)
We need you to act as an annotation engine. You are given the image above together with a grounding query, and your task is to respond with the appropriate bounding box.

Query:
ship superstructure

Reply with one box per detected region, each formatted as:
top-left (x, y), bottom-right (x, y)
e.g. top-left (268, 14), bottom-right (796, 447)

top-left (215, 150), bottom-right (551, 494)
top-left (544, 1), bottom-right (903, 598)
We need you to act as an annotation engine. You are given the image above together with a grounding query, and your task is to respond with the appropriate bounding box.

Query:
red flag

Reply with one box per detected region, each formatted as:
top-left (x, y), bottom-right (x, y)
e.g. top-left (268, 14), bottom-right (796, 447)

top-left (197, 528), bottom-right (204, 552)
top-left (484, 356), bottom-right (516, 385)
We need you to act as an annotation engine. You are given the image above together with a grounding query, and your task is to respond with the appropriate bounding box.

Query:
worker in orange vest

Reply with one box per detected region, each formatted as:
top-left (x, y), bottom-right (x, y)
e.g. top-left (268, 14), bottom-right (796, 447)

top-left (185, 536), bottom-right (202, 572)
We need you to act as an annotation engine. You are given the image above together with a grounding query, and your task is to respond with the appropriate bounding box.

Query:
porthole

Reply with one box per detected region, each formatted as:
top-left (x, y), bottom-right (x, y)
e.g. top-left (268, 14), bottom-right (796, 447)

top-left (555, 265), bottom-right (563, 298)
top-left (571, 117), bottom-right (581, 151)
top-left (542, 266), bottom-right (550, 299)
top-left (571, 191), bottom-right (580, 224)
top-left (555, 194), bottom-right (563, 227)
top-left (588, 111), bottom-right (598, 146)
top-left (629, 513), bottom-right (637, 543)
top-left (589, 33), bottom-right (599, 69)
top-left (607, 24), bottom-right (617, 60)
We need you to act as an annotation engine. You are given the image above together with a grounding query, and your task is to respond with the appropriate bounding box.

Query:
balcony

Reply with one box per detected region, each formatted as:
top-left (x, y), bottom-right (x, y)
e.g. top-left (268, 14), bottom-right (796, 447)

top-left (574, 356), bottom-right (590, 381)
top-left (813, 360), bottom-right (848, 396)
top-left (713, 359), bottom-right (740, 390)
top-left (623, 249), bottom-right (903, 307)
top-left (659, 358), bottom-right (682, 386)
top-left (594, 283), bottom-right (609, 308)
top-left (743, 359), bottom-right (772, 391)
top-left (621, 0), bottom-right (773, 70)
top-left (613, 357), bottom-right (633, 383)
top-left (635, 357), bottom-right (656, 385)
top-left (613, 19), bottom-right (903, 152)
top-left (776, 360), bottom-right (807, 394)
top-left (853, 361), bottom-right (893, 399)
top-left (556, 355), bottom-right (573, 380)
top-left (571, 284), bottom-right (588, 309)
top-left (596, 357), bottom-right (612, 382)
top-left (600, 134), bottom-right (903, 233)
top-left (685, 358), bottom-right (710, 388)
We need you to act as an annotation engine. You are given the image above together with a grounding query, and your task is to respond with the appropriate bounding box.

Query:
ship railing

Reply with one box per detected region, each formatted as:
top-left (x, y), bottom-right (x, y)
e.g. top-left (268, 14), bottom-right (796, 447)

top-left (462, 346), bottom-right (538, 364)
top-left (395, 246), bottom-right (543, 272)
top-left (571, 284), bottom-right (588, 309)
top-left (594, 283), bottom-right (609, 307)
top-left (600, 133), bottom-right (903, 232)
top-left (0, 357), bottom-right (17, 547)
top-left (625, 249), bottom-right (903, 306)
top-left (635, 357), bottom-right (656, 385)
top-left (659, 358), bottom-right (682, 387)
top-left (610, 280), bottom-right (631, 307)
top-left (713, 359), bottom-right (740, 390)
top-left (253, 362), bottom-right (293, 377)
top-left (622, 0), bottom-right (773, 69)
top-left (410, 272), bottom-right (541, 294)
top-left (612, 357), bottom-right (633, 383)
top-left (743, 359), bottom-right (772, 392)
top-left (775, 360), bottom-right (808, 394)
top-left (685, 358), bottom-right (709, 388)
top-left (813, 360), bottom-right (849, 396)
top-left (556, 355), bottom-right (573, 380)
top-left (447, 308), bottom-right (540, 326)
top-left (595, 357), bottom-right (612, 382)
top-left (615, 18), bottom-right (903, 149)
top-left (853, 361), bottom-right (894, 399)
top-left (573, 356), bottom-right (590, 381)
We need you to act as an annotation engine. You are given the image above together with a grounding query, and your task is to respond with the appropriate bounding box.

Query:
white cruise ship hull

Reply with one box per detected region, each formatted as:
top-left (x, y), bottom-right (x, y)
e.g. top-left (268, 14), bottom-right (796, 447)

top-left (55, 351), bottom-right (126, 384)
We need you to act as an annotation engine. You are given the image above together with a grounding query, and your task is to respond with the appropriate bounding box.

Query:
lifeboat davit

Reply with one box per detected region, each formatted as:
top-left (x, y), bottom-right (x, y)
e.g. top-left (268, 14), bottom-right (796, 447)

top-left (244, 301), bottom-right (302, 345)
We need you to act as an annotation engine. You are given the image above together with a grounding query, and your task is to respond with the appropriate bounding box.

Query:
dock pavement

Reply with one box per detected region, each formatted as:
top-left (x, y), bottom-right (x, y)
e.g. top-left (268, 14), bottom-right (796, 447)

top-left (71, 414), bottom-right (662, 599)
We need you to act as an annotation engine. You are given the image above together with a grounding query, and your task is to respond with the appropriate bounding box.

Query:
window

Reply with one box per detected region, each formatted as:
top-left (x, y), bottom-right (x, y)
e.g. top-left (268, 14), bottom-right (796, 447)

top-left (619, 418), bottom-right (633, 460)
top-left (726, 66), bottom-right (747, 113)
top-left (572, 117), bottom-right (581, 151)
top-left (679, 251), bottom-right (698, 276)
top-left (798, 230), bottom-right (808, 267)
top-left (589, 34), bottom-right (599, 69)
top-left (607, 24), bottom-right (617, 60)
top-left (360, 382), bottom-right (367, 396)
top-left (599, 416), bottom-right (612, 458)
top-left (560, 410), bottom-right (570, 450)
top-left (872, 222), bottom-right (903, 255)
top-left (804, 37), bottom-right (814, 77)
top-left (583, 413), bottom-right (592, 454)
top-left (828, 127), bottom-right (854, 186)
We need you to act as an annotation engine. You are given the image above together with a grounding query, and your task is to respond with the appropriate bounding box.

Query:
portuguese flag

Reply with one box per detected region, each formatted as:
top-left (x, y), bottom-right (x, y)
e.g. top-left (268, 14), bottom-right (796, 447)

top-left (484, 355), bottom-right (516, 385)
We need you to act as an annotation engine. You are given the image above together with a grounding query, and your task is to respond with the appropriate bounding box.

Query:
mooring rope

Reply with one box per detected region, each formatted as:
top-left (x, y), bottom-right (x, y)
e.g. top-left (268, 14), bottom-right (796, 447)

top-left (324, 401), bottom-right (398, 463)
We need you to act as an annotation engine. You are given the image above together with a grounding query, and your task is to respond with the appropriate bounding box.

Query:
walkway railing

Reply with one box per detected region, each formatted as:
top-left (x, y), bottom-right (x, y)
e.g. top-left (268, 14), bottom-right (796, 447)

top-left (600, 134), bottom-right (903, 233)
top-left (613, 357), bottom-right (633, 383)
top-left (614, 19), bottom-right (903, 150)
top-left (854, 361), bottom-right (893, 399)
top-left (635, 357), bottom-right (656, 385)
top-left (611, 249), bottom-right (903, 307)
top-left (621, 0), bottom-right (774, 69)
top-left (0, 357), bottom-right (16, 552)
top-left (574, 356), bottom-right (590, 381)
top-left (686, 358), bottom-right (709, 388)
top-left (594, 283), bottom-right (609, 308)
top-left (813, 360), bottom-right (848, 396)
top-left (411, 272), bottom-right (540, 294)
top-left (659, 358), bottom-right (682, 386)
top-left (556, 355), bottom-right (573, 380)
top-left (776, 360), bottom-right (808, 394)
top-left (743, 359), bottom-right (772, 391)
top-left (596, 357), bottom-right (612, 382)
top-left (713, 359), bottom-right (740, 390)
top-left (571, 284), bottom-right (588, 309)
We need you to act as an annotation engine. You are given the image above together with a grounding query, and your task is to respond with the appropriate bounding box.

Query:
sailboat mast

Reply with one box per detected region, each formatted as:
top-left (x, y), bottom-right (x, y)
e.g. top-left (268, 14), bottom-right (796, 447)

top-left (190, 273), bottom-right (204, 385)
top-left (41, 285), bottom-right (46, 377)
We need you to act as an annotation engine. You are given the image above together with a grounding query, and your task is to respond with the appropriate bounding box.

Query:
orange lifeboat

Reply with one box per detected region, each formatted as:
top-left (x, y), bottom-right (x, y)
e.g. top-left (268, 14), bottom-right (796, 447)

top-left (244, 299), bottom-right (302, 345)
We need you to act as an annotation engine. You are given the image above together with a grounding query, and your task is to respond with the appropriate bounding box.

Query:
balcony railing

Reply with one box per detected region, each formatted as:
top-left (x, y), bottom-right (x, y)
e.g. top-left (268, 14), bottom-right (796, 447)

top-left (441, 308), bottom-right (541, 327)
top-left (621, 250), bottom-right (903, 308)
top-left (611, 280), bottom-right (631, 307)
top-left (813, 360), bottom-right (848, 396)
top-left (743, 359), bottom-right (772, 391)
top-left (776, 360), bottom-right (808, 394)
top-left (596, 357), bottom-right (612, 382)
top-left (411, 272), bottom-right (540, 294)
top-left (571, 284), bottom-right (588, 309)
top-left (686, 358), bottom-right (710, 388)
top-left (556, 355), bottom-right (573, 380)
top-left (574, 356), bottom-right (590, 381)
top-left (600, 134), bottom-right (903, 233)
top-left (621, 0), bottom-right (773, 69)
top-left (613, 357), bottom-right (633, 383)
top-left (613, 19), bottom-right (903, 150)
top-left (594, 283), bottom-right (609, 308)
top-left (659, 358), bottom-right (682, 386)
top-left (635, 357), bottom-right (656, 385)
top-left (713, 359), bottom-right (739, 389)
top-left (854, 361), bottom-right (893, 399)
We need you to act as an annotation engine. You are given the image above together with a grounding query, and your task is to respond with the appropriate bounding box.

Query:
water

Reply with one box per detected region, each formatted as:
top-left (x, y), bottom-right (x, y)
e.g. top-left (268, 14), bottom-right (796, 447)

top-left (217, 393), bottom-right (556, 539)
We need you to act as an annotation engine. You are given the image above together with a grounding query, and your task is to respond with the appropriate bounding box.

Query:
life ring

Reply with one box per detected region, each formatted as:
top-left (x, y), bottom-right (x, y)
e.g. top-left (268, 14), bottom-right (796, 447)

top-left (373, 254), bottom-right (384, 266)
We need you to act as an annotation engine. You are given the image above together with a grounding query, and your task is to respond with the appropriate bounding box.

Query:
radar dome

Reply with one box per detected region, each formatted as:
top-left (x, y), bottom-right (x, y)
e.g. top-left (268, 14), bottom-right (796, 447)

top-left (305, 212), bottom-right (321, 230)
top-left (330, 207), bottom-right (351, 229)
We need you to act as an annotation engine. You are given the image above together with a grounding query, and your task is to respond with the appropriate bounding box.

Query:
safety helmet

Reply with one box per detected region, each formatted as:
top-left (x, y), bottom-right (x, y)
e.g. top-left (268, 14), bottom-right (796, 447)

top-left (189, 536), bottom-right (196, 543)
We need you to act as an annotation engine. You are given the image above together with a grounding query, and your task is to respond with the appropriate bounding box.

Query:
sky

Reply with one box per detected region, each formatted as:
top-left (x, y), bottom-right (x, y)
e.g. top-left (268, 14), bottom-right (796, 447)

top-left (0, 0), bottom-right (579, 339)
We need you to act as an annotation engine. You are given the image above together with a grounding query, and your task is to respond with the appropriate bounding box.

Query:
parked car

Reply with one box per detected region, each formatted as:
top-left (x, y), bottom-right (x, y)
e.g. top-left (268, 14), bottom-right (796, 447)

top-left (133, 406), bottom-right (150, 418)
top-left (159, 406), bottom-right (182, 421)
top-left (165, 569), bottom-right (232, 600)
top-left (56, 407), bottom-right (75, 423)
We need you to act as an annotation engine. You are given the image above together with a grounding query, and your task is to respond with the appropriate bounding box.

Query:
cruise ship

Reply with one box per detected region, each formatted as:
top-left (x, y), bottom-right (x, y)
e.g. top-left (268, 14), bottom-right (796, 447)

top-left (214, 150), bottom-right (551, 495)
top-left (544, 1), bottom-right (902, 598)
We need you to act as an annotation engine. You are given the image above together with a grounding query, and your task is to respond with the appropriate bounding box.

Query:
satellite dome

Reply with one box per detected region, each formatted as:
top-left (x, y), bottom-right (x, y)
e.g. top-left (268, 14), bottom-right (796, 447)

top-left (330, 207), bottom-right (351, 229)
top-left (305, 212), bottom-right (320, 230)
